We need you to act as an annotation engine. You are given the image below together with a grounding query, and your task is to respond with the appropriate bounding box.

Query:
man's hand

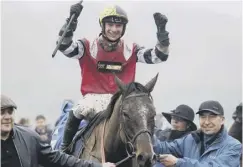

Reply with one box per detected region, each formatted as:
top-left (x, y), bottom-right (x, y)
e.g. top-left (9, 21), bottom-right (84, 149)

top-left (102, 162), bottom-right (116, 167)
top-left (159, 154), bottom-right (178, 167)
top-left (40, 134), bottom-right (48, 141)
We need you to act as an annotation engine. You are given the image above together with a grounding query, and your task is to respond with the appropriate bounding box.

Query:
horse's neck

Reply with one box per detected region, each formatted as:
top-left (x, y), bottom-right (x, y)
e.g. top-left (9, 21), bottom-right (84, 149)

top-left (104, 95), bottom-right (124, 154)
top-left (80, 95), bottom-right (132, 164)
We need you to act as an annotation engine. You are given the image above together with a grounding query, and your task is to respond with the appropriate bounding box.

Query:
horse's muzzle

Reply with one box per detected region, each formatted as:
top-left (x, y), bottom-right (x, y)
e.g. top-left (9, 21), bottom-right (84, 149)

top-left (137, 152), bottom-right (157, 167)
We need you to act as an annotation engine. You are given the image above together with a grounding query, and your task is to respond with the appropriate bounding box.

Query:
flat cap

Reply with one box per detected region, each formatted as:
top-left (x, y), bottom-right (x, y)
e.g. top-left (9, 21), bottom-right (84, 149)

top-left (1, 95), bottom-right (17, 110)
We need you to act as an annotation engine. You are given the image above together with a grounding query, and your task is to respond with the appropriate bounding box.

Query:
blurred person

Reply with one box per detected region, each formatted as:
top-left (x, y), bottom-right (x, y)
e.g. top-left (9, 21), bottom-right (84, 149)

top-left (35, 115), bottom-right (52, 144)
top-left (18, 117), bottom-right (30, 127)
top-left (228, 102), bottom-right (242, 167)
top-left (228, 102), bottom-right (242, 143)
top-left (51, 99), bottom-right (86, 150)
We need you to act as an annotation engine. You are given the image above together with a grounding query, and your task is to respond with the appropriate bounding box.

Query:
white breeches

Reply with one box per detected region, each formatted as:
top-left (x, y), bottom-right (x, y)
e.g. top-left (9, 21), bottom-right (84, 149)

top-left (73, 94), bottom-right (113, 119)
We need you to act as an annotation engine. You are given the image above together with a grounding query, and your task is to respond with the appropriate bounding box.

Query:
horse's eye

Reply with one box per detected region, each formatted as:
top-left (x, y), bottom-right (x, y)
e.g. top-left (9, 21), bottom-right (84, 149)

top-left (148, 118), bottom-right (155, 124)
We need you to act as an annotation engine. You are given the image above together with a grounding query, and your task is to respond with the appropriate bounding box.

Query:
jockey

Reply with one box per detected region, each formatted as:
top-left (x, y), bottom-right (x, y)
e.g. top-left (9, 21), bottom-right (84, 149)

top-left (57, 2), bottom-right (170, 151)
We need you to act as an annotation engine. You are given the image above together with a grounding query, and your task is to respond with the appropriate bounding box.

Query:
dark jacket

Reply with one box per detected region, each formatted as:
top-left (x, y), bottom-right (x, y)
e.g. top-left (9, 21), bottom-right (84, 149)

top-left (228, 121), bottom-right (242, 143)
top-left (11, 125), bottom-right (101, 167)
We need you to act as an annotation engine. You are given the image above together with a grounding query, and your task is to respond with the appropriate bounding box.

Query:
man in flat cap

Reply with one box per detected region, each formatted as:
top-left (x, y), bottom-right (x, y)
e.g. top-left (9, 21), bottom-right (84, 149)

top-left (0, 95), bottom-right (115, 167)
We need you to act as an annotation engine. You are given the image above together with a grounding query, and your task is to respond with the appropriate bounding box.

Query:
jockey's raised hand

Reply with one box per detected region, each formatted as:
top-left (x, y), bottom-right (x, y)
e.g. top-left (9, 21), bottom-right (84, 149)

top-left (70, 2), bottom-right (83, 20)
top-left (58, 2), bottom-right (83, 36)
top-left (63, 2), bottom-right (83, 32)
top-left (153, 12), bottom-right (169, 46)
top-left (102, 162), bottom-right (116, 167)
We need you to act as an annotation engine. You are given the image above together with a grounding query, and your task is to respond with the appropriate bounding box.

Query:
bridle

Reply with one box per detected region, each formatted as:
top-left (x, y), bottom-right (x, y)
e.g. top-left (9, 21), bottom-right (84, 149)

top-left (120, 93), bottom-right (153, 149)
top-left (100, 92), bottom-right (154, 166)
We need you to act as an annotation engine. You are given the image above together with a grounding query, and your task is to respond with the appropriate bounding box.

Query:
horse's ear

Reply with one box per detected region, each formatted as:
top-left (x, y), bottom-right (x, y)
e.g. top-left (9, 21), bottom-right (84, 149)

top-left (145, 73), bottom-right (159, 92)
top-left (114, 75), bottom-right (126, 91)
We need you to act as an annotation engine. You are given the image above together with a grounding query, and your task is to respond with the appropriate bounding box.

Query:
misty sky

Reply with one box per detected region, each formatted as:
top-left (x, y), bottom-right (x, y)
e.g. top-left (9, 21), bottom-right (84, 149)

top-left (1, 1), bottom-right (242, 128)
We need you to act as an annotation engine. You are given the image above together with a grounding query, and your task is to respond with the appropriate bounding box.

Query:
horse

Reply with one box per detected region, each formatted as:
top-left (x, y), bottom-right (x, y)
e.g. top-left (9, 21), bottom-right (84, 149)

top-left (69, 74), bottom-right (159, 167)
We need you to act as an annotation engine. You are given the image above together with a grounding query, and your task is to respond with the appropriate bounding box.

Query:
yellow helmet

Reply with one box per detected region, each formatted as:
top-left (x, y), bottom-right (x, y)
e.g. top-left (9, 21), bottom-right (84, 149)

top-left (99, 5), bottom-right (128, 41)
top-left (99, 5), bottom-right (128, 25)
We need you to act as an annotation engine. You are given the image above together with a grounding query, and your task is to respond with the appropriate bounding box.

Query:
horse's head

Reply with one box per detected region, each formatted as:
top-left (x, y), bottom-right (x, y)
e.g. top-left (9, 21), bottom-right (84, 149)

top-left (114, 74), bottom-right (158, 167)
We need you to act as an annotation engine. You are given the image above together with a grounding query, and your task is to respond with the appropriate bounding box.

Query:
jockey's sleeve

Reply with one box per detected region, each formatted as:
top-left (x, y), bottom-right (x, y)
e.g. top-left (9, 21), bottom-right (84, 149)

top-left (57, 19), bottom-right (85, 59)
top-left (134, 41), bottom-right (169, 64)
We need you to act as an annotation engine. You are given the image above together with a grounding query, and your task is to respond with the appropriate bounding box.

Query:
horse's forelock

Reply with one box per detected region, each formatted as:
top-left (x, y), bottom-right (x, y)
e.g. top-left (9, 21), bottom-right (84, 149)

top-left (104, 82), bottom-right (149, 118)
top-left (123, 82), bottom-right (149, 97)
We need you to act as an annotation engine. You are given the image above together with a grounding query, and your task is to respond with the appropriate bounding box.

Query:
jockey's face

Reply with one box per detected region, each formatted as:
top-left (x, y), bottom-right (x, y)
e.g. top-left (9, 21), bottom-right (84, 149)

top-left (1, 107), bottom-right (15, 139)
top-left (104, 22), bottom-right (124, 41)
top-left (199, 111), bottom-right (224, 135)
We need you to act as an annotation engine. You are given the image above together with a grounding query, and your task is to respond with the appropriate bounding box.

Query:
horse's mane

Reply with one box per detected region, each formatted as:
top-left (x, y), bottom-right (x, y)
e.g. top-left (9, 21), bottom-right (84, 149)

top-left (101, 82), bottom-right (149, 121)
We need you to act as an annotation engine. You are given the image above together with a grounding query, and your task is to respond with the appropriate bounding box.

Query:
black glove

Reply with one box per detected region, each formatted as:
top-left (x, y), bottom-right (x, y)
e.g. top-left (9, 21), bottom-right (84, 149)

top-left (58, 17), bottom-right (77, 37)
top-left (70, 2), bottom-right (83, 21)
top-left (154, 13), bottom-right (168, 32)
top-left (153, 13), bottom-right (169, 46)
top-left (66, 18), bottom-right (78, 32)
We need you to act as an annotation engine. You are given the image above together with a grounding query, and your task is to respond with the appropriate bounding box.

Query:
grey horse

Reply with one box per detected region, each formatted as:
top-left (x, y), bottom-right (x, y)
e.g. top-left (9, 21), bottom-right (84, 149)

top-left (73, 74), bottom-right (159, 167)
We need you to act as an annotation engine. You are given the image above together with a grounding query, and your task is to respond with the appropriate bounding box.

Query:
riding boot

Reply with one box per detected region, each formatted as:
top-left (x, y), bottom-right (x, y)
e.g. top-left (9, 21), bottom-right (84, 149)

top-left (60, 110), bottom-right (83, 152)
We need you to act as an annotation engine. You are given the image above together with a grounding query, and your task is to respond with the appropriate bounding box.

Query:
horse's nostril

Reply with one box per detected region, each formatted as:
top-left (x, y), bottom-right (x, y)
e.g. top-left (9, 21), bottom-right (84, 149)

top-left (137, 153), bottom-right (147, 167)
top-left (137, 153), bottom-right (157, 166)
top-left (137, 154), bottom-right (144, 162)
top-left (151, 154), bottom-right (157, 165)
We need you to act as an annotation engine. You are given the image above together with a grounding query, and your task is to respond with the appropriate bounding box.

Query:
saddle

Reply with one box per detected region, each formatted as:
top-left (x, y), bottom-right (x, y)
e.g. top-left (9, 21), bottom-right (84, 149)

top-left (67, 110), bottom-right (106, 157)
